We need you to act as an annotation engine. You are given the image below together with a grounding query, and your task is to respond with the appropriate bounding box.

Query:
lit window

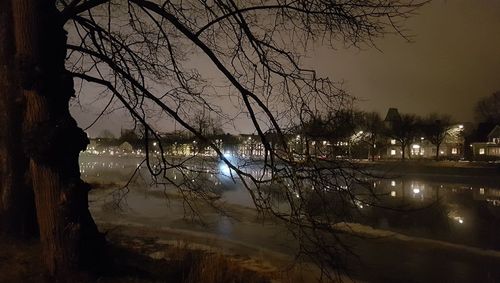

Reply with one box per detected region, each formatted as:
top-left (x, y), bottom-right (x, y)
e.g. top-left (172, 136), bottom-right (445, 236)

top-left (390, 191), bottom-right (396, 197)
top-left (390, 149), bottom-right (396, 156)
top-left (390, 139), bottom-right (396, 145)
top-left (479, 148), bottom-right (485, 155)
top-left (452, 148), bottom-right (457, 154)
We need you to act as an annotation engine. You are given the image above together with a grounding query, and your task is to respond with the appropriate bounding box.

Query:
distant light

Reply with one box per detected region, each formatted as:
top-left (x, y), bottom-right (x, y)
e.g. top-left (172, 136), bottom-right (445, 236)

top-left (420, 137), bottom-right (424, 140)
top-left (412, 144), bottom-right (420, 149)
top-left (413, 188), bottom-right (420, 194)
top-left (458, 125), bottom-right (464, 129)
top-left (359, 131), bottom-right (363, 134)
top-left (459, 219), bottom-right (464, 224)
top-left (391, 180), bottom-right (396, 187)
top-left (480, 188), bottom-right (485, 195)
top-left (153, 142), bottom-right (157, 146)
top-left (390, 191), bottom-right (396, 197)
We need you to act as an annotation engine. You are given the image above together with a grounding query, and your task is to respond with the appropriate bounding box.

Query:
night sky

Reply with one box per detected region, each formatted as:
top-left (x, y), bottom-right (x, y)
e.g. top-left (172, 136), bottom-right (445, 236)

top-left (71, 0), bottom-right (500, 137)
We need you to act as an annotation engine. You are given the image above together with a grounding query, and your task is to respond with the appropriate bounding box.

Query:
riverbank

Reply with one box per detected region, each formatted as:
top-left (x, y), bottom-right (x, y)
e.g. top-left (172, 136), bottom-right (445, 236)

top-left (0, 231), bottom-right (273, 283)
top-left (358, 160), bottom-right (500, 185)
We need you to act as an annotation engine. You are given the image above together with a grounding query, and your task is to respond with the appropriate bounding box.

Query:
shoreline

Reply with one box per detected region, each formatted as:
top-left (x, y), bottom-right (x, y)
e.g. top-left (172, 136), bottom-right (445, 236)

top-left (356, 160), bottom-right (500, 185)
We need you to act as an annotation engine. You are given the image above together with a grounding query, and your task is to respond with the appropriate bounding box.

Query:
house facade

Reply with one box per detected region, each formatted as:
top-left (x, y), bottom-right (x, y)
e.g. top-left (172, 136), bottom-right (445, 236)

top-left (471, 125), bottom-right (500, 160)
top-left (383, 108), bottom-right (465, 160)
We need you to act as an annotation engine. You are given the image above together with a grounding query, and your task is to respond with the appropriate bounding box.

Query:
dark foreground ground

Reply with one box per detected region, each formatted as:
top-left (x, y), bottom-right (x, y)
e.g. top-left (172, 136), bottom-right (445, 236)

top-left (3, 222), bottom-right (499, 283)
top-left (0, 232), bottom-right (271, 283)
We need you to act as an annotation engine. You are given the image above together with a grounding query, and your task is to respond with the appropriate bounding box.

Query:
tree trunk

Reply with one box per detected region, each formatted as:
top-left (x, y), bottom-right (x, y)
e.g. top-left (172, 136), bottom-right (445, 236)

top-left (0, 0), bottom-right (38, 238)
top-left (401, 144), bottom-right (406, 160)
top-left (12, 0), bottom-right (104, 280)
top-left (435, 143), bottom-right (440, 161)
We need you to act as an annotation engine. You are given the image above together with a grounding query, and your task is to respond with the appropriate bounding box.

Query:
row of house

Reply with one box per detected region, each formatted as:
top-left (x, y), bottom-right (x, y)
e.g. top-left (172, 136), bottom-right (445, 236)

top-left (471, 125), bottom-right (500, 160)
top-left (383, 108), bottom-right (500, 161)
top-left (84, 110), bottom-right (500, 161)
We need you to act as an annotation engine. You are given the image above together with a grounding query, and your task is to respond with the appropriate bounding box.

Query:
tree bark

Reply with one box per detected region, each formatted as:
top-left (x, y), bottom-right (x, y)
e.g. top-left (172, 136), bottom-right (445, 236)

top-left (0, 0), bottom-right (38, 238)
top-left (11, 0), bottom-right (104, 280)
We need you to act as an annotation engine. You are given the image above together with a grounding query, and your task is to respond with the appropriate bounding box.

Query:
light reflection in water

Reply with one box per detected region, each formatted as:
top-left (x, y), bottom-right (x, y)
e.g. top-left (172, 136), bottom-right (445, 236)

top-left (81, 155), bottom-right (500, 250)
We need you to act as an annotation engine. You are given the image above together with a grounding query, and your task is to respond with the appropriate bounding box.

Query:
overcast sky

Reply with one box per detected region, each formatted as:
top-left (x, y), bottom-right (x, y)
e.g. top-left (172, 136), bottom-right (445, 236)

top-left (72, 0), bottom-right (500, 137)
top-left (310, 0), bottom-right (500, 121)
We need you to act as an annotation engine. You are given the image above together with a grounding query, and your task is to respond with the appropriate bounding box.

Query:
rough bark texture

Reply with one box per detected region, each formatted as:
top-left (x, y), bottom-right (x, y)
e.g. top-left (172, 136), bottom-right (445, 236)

top-left (11, 0), bottom-right (104, 280)
top-left (0, 0), bottom-right (38, 238)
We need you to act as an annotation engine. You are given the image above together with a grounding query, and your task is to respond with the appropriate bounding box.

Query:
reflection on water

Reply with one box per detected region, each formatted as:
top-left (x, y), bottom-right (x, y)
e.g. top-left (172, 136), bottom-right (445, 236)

top-left (358, 179), bottom-right (500, 250)
top-left (82, 155), bottom-right (500, 251)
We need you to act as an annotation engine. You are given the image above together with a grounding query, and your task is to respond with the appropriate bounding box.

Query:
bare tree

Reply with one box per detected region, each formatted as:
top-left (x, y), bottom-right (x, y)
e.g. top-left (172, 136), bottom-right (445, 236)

top-left (386, 113), bottom-right (419, 160)
top-left (10, 1), bottom-right (104, 280)
top-left (98, 129), bottom-right (116, 139)
top-left (2, 0), bottom-right (427, 280)
top-left (475, 91), bottom-right (500, 124)
top-left (421, 113), bottom-right (453, 160)
top-left (359, 111), bottom-right (384, 161)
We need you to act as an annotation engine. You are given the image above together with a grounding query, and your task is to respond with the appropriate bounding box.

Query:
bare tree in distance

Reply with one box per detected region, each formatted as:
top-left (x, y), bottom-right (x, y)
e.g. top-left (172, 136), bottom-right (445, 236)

top-left (1, 0), bottom-right (428, 281)
top-left (386, 113), bottom-right (419, 160)
top-left (421, 113), bottom-right (453, 161)
top-left (359, 111), bottom-right (385, 161)
top-left (475, 91), bottom-right (500, 124)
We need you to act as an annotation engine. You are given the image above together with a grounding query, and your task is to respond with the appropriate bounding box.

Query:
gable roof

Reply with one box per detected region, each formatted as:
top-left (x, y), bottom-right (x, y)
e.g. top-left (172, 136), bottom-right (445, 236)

top-left (487, 125), bottom-right (500, 139)
top-left (384, 108), bottom-right (401, 123)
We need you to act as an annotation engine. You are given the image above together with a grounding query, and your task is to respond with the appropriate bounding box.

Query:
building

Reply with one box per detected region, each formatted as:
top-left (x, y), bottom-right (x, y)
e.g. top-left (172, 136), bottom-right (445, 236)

top-left (383, 107), bottom-right (466, 160)
top-left (237, 134), bottom-right (265, 158)
top-left (384, 108), bottom-right (403, 159)
top-left (471, 125), bottom-right (500, 160)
